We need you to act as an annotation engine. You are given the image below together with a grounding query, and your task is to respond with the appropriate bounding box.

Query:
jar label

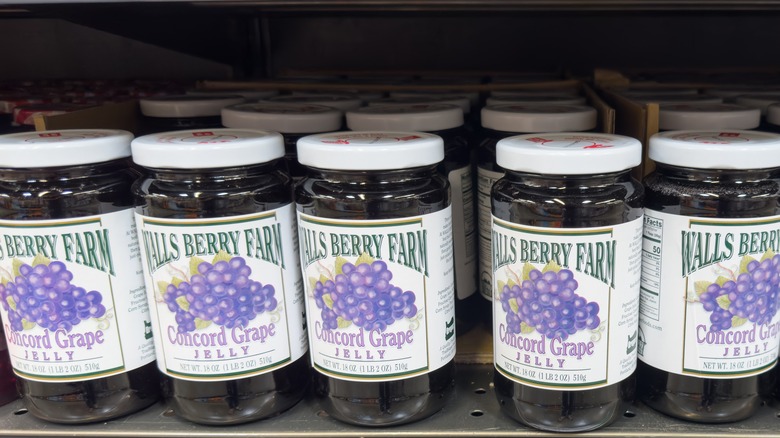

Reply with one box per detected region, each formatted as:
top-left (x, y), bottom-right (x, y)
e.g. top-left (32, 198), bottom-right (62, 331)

top-left (135, 205), bottom-right (307, 381)
top-left (297, 208), bottom-right (456, 382)
top-left (0, 210), bottom-right (155, 382)
top-left (491, 216), bottom-right (643, 390)
top-left (477, 165), bottom-right (505, 301)
top-left (449, 164), bottom-right (478, 300)
top-left (638, 210), bottom-right (780, 378)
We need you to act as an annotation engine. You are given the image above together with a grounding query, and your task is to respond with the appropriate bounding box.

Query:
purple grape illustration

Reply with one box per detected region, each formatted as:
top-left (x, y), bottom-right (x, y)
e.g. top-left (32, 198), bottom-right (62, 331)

top-left (498, 265), bottom-right (600, 341)
top-left (161, 255), bottom-right (277, 333)
top-left (0, 259), bottom-right (106, 332)
top-left (312, 258), bottom-right (418, 333)
top-left (697, 253), bottom-right (780, 332)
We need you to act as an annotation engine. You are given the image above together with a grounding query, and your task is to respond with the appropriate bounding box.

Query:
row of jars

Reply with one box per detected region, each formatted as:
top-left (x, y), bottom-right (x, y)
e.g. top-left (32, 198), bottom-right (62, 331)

top-left (1, 124), bottom-right (780, 433)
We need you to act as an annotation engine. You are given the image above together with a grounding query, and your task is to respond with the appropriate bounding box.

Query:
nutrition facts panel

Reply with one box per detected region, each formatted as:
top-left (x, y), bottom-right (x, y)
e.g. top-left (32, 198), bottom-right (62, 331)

top-left (640, 216), bottom-right (664, 321)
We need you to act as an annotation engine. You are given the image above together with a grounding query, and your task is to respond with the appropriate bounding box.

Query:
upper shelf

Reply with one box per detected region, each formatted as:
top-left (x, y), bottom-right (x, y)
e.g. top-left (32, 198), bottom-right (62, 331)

top-left (6, 0), bottom-right (780, 11)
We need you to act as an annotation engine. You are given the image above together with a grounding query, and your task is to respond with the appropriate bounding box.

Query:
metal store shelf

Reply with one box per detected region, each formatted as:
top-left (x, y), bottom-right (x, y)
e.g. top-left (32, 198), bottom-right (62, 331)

top-left (1, 323), bottom-right (779, 438)
top-left (0, 363), bottom-right (779, 437)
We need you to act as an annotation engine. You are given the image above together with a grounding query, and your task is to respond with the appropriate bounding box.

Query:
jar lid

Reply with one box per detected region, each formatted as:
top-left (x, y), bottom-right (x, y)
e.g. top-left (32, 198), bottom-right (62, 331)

top-left (221, 102), bottom-right (342, 133)
top-left (629, 94), bottom-right (723, 105)
top-left (496, 133), bottom-right (641, 174)
top-left (485, 95), bottom-right (587, 106)
top-left (766, 103), bottom-right (780, 126)
top-left (490, 89), bottom-right (581, 98)
top-left (658, 104), bottom-right (760, 130)
top-left (265, 94), bottom-right (362, 112)
top-left (734, 94), bottom-right (780, 115)
top-left (186, 89), bottom-right (279, 100)
top-left (0, 129), bottom-right (133, 168)
top-left (619, 88), bottom-right (700, 96)
top-left (369, 96), bottom-right (471, 114)
top-left (131, 129), bottom-right (284, 169)
top-left (140, 95), bottom-right (245, 118)
top-left (389, 90), bottom-right (479, 108)
top-left (297, 131), bottom-right (444, 170)
top-left (346, 103), bottom-right (463, 132)
top-left (481, 104), bottom-right (597, 133)
top-left (649, 130), bottom-right (780, 169)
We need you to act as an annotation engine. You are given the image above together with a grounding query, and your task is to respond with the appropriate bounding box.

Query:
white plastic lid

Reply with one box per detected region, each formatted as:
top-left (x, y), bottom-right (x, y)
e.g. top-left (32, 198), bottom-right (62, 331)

top-left (0, 129), bottom-right (133, 168)
top-left (296, 131), bottom-right (444, 170)
top-left (140, 95), bottom-right (245, 118)
top-left (649, 130), bottom-right (780, 169)
top-left (659, 104), bottom-right (760, 130)
top-left (265, 94), bottom-right (362, 112)
top-left (186, 89), bottom-right (279, 100)
top-left (703, 88), bottom-right (771, 99)
top-left (620, 88), bottom-right (700, 96)
top-left (346, 104), bottom-right (463, 132)
top-left (369, 96), bottom-right (471, 114)
top-left (485, 95), bottom-right (587, 106)
top-left (490, 89), bottom-right (581, 98)
top-left (629, 94), bottom-right (723, 105)
top-left (481, 104), bottom-right (597, 133)
top-left (735, 94), bottom-right (780, 115)
top-left (131, 129), bottom-right (284, 169)
top-left (221, 103), bottom-right (342, 133)
top-left (389, 90), bottom-right (479, 107)
top-left (496, 133), bottom-right (641, 174)
top-left (766, 103), bottom-right (780, 126)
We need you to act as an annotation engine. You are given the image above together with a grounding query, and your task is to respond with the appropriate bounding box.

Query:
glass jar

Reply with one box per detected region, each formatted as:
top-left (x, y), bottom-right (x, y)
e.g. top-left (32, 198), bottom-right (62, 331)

top-left (659, 103), bottom-right (760, 131)
top-left (0, 129), bottom-right (160, 423)
top-left (296, 131), bottom-right (456, 426)
top-left (221, 102), bottom-right (342, 180)
top-left (346, 103), bottom-right (481, 333)
top-left (131, 128), bottom-right (309, 425)
top-left (639, 130), bottom-right (780, 423)
top-left (139, 95), bottom-right (245, 135)
top-left (491, 133), bottom-right (643, 432)
top-left (477, 104), bottom-right (598, 306)
top-left (767, 103), bottom-right (780, 133)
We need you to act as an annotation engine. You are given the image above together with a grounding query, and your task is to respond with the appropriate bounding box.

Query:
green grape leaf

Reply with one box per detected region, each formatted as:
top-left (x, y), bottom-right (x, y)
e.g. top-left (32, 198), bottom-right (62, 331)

top-left (521, 262), bottom-right (535, 282)
top-left (732, 316), bottom-right (749, 328)
top-left (694, 281), bottom-right (711, 296)
top-left (496, 280), bottom-right (507, 294)
top-left (520, 322), bottom-right (535, 334)
top-left (715, 276), bottom-right (732, 287)
top-left (21, 319), bottom-right (35, 330)
top-left (171, 277), bottom-right (184, 287)
top-left (337, 317), bottom-right (352, 329)
top-left (334, 256), bottom-right (349, 276)
top-left (355, 252), bottom-right (374, 267)
top-left (189, 256), bottom-right (207, 276)
top-left (506, 278), bottom-right (517, 289)
top-left (157, 281), bottom-right (170, 295)
top-left (32, 253), bottom-right (50, 267)
top-left (0, 277), bottom-right (9, 287)
top-left (12, 259), bottom-right (23, 279)
top-left (542, 260), bottom-right (561, 274)
top-left (212, 250), bottom-right (232, 264)
top-left (323, 294), bottom-right (334, 310)
top-left (740, 255), bottom-right (757, 275)
top-left (194, 318), bottom-right (211, 330)
top-left (761, 249), bottom-right (776, 262)
top-left (176, 296), bottom-right (190, 312)
top-left (319, 274), bottom-right (330, 285)
top-left (309, 276), bottom-right (320, 291)
top-left (716, 295), bottom-right (731, 311)
top-left (5, 296), bottom-right (16, 312)
top-left (508, 298), bottom-right (519, 314)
